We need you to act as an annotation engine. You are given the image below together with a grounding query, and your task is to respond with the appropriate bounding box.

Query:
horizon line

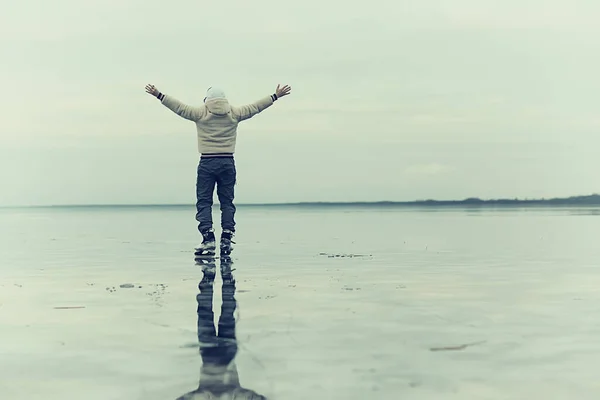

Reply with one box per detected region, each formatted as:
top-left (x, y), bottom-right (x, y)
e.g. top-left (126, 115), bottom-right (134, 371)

top-left (2, 193), bottom-right (599, 209)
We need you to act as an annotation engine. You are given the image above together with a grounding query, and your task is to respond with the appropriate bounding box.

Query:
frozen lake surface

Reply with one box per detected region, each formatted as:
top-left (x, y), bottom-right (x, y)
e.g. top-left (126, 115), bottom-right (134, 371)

top-left (1, 205), bottom-right (599, 399)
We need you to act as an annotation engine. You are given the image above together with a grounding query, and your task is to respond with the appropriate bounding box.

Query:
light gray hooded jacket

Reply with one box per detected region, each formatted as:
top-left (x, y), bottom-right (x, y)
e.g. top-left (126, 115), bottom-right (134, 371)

top-left (161, 87), bottom-right (275, 154)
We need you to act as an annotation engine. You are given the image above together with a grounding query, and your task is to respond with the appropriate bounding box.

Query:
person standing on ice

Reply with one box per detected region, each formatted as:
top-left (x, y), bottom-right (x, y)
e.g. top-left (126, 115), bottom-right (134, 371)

top-left (145, 83), bottom-right (292, 256)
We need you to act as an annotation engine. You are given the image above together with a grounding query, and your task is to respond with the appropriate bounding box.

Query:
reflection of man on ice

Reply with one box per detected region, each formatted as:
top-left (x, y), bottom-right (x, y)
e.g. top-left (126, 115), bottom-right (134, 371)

top-left (145, 83), bottom-right (291, 256)
top-left (175, 256), bottom-right (266, 399)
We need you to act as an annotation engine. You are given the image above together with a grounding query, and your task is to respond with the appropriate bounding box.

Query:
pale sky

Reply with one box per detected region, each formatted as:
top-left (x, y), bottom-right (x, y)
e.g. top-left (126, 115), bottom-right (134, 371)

top-left (1, 0), bottom-right (599, 206)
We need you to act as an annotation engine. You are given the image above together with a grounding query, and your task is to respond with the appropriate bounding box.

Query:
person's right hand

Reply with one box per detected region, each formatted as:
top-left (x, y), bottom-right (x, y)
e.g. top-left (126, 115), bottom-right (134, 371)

top-left (275, 84), bottom-right (291, 98)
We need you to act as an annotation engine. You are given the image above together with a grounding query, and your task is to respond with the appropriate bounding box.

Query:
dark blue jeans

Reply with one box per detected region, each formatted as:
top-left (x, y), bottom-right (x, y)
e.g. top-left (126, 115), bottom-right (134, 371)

top-left (196, 157), bottom-right (236, 233)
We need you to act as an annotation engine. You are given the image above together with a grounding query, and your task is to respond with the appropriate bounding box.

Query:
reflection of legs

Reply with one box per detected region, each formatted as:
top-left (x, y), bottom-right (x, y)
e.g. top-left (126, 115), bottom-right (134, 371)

top-left (212, 256), bottom-right (237, 366)
top-left (196, 159), bottom-right (216, 234)
top-left (218, 257), bottom-right (236, 341)
top-left (197, 263), bottom-right (216, 348)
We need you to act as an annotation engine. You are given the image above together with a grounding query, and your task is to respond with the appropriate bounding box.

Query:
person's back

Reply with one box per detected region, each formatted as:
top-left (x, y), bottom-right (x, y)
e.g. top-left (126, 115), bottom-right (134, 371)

top-left (159, 87), bottom-right (278, 155)
top-left (145, 84), bottom-right (291, 254)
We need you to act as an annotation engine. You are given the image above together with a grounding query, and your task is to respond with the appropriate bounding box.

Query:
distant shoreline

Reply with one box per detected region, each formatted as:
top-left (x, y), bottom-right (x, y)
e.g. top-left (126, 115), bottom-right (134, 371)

top-left (4, 194), bottom-right (600, 209)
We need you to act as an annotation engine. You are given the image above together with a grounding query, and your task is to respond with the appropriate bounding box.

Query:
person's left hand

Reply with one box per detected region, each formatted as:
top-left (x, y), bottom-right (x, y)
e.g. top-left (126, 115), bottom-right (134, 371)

top-left (145, 84), bottom-right (160, 97)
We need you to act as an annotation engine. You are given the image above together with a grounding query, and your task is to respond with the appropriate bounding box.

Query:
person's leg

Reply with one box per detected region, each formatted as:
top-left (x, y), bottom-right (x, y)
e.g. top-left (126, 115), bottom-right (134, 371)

top-left (215, 158), bottom-right (237, 233)
top-left (196, 158), bottom-right (217, 235)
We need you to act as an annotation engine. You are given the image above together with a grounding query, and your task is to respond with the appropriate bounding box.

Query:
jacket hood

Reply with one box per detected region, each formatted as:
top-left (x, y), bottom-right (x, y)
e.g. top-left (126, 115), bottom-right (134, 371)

top-left (204, 86), bottom-right (230, 116)
top-left (205, 87), bottom-right (226, 100)
top-left (205, 98), bottom-right (231, 116)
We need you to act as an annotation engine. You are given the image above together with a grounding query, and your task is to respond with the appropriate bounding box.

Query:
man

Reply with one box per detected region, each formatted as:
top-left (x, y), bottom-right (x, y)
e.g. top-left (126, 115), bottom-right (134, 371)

top-left (145, 83), bottom-right (292, 256)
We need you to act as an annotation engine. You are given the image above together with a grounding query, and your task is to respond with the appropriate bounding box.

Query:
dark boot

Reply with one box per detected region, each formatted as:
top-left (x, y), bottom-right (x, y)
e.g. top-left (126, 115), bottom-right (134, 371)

top-left (220, 229), bottom-right (235, 256)
top-left (195, 229), bottom-right (216, 256)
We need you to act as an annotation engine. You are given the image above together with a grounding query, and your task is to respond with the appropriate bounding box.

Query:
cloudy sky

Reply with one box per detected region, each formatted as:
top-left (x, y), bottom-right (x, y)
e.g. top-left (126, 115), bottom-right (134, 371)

top-left (1, 0), bottom-right (599, 206)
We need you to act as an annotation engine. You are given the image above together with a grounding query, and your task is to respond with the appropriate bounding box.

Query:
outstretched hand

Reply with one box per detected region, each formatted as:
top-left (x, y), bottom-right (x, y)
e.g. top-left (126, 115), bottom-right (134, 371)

top-left (275, 84), bottom-right (291, 98)
top-left (145, 84), bottom-right (160, 97)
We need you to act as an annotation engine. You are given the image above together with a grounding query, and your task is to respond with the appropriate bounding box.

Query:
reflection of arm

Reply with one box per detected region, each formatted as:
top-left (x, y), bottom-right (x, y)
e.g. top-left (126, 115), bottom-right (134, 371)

top-left (159, 93), bottom-right (203, 121)
top-left (199, 364), bottom-right (227, 387)
top-left (232, 95), bottom-right (276, 122)
top-left (233, 387), bottom-right (268, 399)
top-left (224, 362), bottom-right (240, 386)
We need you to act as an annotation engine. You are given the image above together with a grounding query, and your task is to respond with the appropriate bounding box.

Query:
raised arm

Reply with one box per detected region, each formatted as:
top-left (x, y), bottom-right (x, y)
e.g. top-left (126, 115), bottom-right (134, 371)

top-left (233, 84), bottom-right (292, 122)
top-left (145, 84), bottom-right (203, 122)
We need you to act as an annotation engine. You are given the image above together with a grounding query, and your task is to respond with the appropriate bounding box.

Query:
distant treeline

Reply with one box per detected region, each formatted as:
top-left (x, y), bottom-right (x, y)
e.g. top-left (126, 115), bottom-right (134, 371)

top-left (403, 194), bottom-right (600, 206)
top-left (251, 194), bottom-right (600, 207)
